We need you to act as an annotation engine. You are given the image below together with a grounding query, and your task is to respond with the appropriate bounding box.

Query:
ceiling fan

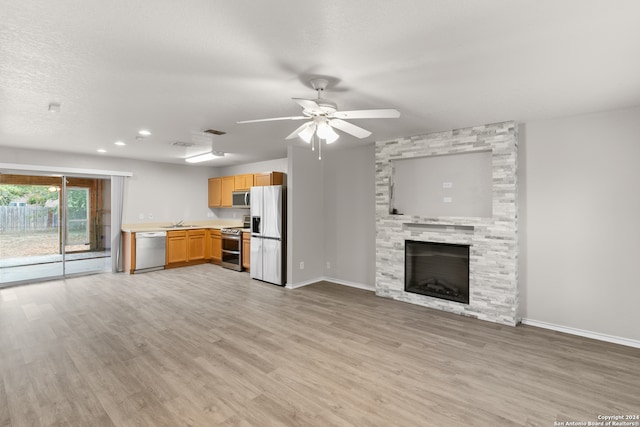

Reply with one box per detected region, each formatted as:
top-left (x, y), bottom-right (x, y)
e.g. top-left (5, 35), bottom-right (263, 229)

top-left (237, 78), bottom-right (400, 159)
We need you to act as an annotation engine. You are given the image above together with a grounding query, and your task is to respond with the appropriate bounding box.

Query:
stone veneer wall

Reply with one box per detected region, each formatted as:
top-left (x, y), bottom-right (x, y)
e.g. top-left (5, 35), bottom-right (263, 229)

top-left (375, 121), bottom-right (519, 326)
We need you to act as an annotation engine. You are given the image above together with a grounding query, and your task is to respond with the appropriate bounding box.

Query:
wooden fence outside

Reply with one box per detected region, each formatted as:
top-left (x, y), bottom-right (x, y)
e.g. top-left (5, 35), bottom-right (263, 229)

top-left (0, 206), bottom-right (58, 232)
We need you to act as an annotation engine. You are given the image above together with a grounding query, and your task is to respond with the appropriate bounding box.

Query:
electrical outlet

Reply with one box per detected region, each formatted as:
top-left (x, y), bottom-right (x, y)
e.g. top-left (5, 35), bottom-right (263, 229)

top-left (299, 261), bottom-right (304, 270)
top-left (148, 213), bottom-right (153, 219)
top-left (326, 261), bottom-right (331, 269)
top-left (442, 182), bottom-right (453, 189)
top-left (138, 213), bottom-right (144, 220)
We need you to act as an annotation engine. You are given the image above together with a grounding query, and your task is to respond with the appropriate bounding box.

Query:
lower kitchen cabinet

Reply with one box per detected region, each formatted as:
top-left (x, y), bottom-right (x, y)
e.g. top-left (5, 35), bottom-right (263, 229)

top-left (166, 231), bottom-right (188, 264)
top-left (122, 231), bottom-right (136, 274)
top-left (242, 231), bottom-right (250, 271)
top-left (187, 229), bottom-right (206, 261)
top-left (166, 229), bottom-right (208, 268)
top-left (208, 229), bottom-right (222, 264)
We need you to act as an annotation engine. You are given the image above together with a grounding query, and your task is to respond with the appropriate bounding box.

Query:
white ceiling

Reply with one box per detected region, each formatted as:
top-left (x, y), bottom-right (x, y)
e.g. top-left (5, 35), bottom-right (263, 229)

top-left (2, 0), bottom-right (639, 166)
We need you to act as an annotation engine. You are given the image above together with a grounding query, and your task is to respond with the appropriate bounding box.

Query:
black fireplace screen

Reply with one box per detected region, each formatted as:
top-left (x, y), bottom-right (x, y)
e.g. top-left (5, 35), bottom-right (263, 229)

top-left (405, 240), bottom-right (470, 304)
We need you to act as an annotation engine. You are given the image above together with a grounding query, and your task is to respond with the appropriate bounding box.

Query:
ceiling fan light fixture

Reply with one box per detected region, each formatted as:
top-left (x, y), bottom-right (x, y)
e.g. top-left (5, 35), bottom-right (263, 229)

top-left (298, 123), bottom-right (316, 143)
top-left (322, 125), bottom-right (339, 144)
top-left (185, 151), bottom-right (225, 163)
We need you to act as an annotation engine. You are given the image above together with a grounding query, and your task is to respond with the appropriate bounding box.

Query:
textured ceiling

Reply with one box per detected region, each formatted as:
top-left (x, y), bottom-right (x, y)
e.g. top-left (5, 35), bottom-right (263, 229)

top-left (1, 0), bottom-right (640, 166)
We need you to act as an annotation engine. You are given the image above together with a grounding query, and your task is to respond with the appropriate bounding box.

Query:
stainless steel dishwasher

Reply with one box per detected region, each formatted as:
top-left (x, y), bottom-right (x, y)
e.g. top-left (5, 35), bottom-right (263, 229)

top-left (135, 231), bottom-right (166, 272)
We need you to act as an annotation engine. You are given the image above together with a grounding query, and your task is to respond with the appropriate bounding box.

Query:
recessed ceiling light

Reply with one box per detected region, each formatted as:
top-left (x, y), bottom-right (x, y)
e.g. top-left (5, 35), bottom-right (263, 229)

top-left (97, 149), bottom-right (107, 153)
top-left (114, 141), bottom-right (126, 146)
top-left (138, 129), bottom-right (151, 136)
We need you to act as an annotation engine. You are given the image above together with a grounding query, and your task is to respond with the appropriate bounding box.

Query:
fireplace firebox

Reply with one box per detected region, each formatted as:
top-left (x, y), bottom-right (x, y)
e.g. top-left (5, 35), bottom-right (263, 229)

top-left (405, 240), bottom-right (470, 304)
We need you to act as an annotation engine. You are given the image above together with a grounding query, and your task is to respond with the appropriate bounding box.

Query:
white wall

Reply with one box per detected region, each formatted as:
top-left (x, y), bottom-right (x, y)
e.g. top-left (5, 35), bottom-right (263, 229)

top-left (0, 147), bottom-right (219, 224)
top-left (520, 107), bottom-right (640, 342)
top-left (287, 146), bottom-right (324, 286)
top-left (219, 158), bottom-right (287, 176)
top-left (323, 144), bottom-right (376, 289)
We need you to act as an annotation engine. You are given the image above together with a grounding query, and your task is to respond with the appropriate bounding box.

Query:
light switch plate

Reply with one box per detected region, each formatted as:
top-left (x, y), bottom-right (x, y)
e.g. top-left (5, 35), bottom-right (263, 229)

top-left (443, 197), bottom-right (453, 203)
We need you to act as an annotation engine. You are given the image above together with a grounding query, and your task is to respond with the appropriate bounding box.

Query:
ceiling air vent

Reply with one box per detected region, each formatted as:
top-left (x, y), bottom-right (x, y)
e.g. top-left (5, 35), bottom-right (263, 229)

top-left (172, 141), bottom-right (196, 147)
top-left (203, 129), bottom-right (226, 135)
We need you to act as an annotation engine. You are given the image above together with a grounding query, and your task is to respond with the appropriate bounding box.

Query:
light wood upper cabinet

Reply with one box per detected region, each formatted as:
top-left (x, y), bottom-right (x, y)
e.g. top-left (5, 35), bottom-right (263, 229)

top-left (221, 176), bottom-right (235, 207)
top-left (234, 174), bottom-right (254, 191)
top-left (209, 172), bottom-right (286, 208)
top-left (208, 177), bottom-right (222, 207)
top-left (254, 171), bottom-right (285, 187)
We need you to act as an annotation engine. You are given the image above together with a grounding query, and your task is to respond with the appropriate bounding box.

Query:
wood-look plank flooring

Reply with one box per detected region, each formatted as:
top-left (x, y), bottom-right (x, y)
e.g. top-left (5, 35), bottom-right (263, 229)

top-left (1, 264), bottom-right (638, 426)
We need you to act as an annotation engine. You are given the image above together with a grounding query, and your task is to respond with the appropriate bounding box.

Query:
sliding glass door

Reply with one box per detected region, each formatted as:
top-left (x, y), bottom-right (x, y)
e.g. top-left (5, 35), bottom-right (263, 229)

top-left (0, 176), bottom-right (64, 283)
top-left (0, 173), bottom-right (111, 286)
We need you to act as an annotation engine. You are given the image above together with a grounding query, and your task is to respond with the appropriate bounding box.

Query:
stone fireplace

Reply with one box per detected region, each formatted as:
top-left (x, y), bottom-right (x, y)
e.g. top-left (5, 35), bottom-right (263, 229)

top-left (375, 121), bottom-right (519, 326)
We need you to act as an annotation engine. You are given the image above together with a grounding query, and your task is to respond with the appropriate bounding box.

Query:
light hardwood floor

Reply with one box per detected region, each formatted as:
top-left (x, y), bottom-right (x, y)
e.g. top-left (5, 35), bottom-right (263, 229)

top-left (1, 264), bottom-right (638, 426)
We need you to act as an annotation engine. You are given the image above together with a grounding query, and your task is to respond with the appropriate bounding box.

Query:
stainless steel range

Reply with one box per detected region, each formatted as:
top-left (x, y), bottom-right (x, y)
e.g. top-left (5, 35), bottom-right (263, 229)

top-left (220, 215), bottom-right (250, 271)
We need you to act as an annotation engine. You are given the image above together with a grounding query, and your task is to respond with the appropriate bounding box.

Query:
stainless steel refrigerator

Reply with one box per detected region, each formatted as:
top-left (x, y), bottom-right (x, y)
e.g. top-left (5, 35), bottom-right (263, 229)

top-left (250, 185), bottom-right (286, 286)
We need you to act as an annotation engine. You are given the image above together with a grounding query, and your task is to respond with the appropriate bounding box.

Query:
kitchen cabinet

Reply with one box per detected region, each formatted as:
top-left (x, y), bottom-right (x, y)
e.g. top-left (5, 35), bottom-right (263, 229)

top-left (221, 176), bottom-right (235, 207)
top-left (242, 231), bottom-right (250, 271)
top-left (208, 229), bottom-right (222, 264)
top-left (166, 229), bottom-right (207, 267)
top-left (209, 172), bottom-right (286, 208)
top-left (166, 230), bottom-right (187, 264)
top-left (253, 171), bottom-right (285, 187)
top-left (234, 174), bottom-right (254, 191)
top-left (122, 231), bottom-right (136, 274)
top-left (187, 229), bottom-right (206, 261)
top-left (208, 177), bottom-right (222, 207)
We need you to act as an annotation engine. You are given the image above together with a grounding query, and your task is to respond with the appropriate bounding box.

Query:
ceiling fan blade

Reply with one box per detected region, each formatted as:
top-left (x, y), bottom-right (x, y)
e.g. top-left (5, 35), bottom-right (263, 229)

top-left (328, 119), bottom-right (372, 139)
top-left (330, 108), bottom-right (400, 119)
top-left (285, 122), bottom-right (312, 140)
top-left (292, 98), bottom-right (321, 111)
top-left (237, 116), bottom-right (307, 124)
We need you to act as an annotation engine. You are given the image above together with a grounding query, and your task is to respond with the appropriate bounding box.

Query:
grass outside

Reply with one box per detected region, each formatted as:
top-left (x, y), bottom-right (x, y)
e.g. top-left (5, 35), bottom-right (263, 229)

top-left (1, 230), bottom-right (89, 258)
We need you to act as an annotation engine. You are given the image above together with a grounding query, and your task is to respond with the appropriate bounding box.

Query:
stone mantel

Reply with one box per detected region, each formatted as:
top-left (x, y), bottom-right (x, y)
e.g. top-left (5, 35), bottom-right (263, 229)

top-left (375, 121), bottom-right (519, 326)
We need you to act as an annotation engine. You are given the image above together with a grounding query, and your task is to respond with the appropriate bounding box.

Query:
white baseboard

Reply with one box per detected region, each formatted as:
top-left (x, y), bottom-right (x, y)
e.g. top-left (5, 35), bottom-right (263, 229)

top-left (521, 318), bottom-right (640, 349)
top-left (322, 276), bottom-right (375, 292)
top-left (286, 276), bottom-right (374, 292)
top-left (285, 278), bottom-right (319, 289)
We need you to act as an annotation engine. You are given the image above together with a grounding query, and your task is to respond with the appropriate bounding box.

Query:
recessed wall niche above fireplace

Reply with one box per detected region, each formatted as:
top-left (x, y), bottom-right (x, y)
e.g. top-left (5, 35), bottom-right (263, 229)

top-left (375, 121), bottom-right (519, 326)
top-left (405, 240), bottom-right (470, 304)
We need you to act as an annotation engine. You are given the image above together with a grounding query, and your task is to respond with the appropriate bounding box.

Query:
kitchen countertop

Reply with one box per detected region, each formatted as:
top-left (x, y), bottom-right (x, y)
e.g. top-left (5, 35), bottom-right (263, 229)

top-left (122, 220), bottom-right (244, 233)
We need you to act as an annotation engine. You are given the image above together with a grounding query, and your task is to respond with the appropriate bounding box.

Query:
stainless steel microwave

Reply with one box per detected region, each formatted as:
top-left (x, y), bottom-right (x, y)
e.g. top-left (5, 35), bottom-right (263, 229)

top-left (231, 191), bottom-right (250, 208)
